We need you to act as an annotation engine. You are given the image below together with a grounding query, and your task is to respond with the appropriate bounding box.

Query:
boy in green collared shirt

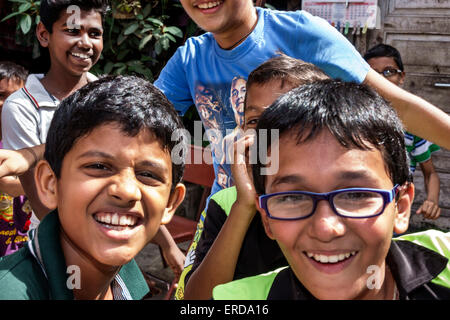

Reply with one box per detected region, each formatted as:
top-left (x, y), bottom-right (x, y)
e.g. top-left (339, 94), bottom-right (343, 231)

top-left (0, 75), bottom-right (186, 300)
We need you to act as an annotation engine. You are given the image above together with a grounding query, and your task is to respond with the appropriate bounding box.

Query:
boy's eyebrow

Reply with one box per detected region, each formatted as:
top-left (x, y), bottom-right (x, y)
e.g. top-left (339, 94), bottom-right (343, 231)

top-left (337, 170), bottom-right (379, 182)
top-left (245, 105), bottom-right (260, 113)
top-left (269, 170), bottom-right (380, 189)
top-left (77, 150), bottom-right (114, 160)
top-left (269, 174), bottom-right (305, 189)
top-left (77, 150), bottom-right (169, 171)
top-left (61, 22), bottom-right (103, 31)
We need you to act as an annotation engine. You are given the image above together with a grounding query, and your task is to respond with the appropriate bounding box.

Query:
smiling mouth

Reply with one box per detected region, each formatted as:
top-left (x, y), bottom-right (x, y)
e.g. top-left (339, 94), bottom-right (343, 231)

top-left (70, 51), bottom-right (92, 60)
top-left (305, 251), bottom-right (358, 264)
top-left (93, 212), bottom-right (140, 231)
top-left (196, 1), bottom-right (223, 9)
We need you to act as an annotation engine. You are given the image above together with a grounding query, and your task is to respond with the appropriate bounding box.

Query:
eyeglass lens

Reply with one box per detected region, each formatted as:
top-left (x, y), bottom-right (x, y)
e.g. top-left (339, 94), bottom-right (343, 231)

top-left (382, 68), bottom-right (400, 77)
top-left (266, 191), bottom-right (384, 219)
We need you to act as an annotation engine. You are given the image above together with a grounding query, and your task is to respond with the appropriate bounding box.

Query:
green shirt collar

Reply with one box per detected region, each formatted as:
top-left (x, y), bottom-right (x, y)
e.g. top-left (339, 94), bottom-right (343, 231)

top-left (34, 211), bottom-right (149, 300)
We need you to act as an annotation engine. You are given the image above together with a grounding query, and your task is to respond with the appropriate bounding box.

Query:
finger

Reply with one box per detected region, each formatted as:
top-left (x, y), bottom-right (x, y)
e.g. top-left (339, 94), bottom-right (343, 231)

top-left (0, 163), bottom-right (14, 179)
top-left (435, 208), bottom-right (442, 220)
top-left (232, 136), bottom-right (254, 175)
top-left (416, 204), bottom-right (424, 215)
top-left (234, 135), bottom-right (254, 160)
top-left (430, 205), bottom-right (440, 220)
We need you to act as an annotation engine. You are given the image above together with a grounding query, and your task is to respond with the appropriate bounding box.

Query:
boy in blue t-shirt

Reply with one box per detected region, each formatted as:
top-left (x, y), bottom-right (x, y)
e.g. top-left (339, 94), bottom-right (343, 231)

top-left (364, 44), bottom-right (441, 221)
top-left (155, 0), bottom-right (450, 198)
top-left (179, 55), bottom-right (330, 300)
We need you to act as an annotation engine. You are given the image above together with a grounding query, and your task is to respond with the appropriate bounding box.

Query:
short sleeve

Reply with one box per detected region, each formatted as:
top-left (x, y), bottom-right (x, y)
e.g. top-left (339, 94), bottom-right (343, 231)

top-left (1, 96), bottom-right (41, 150)
top-left (154, 47), bottom-right (194, 116)
top-left (291, 11), bottom-right (370, 83)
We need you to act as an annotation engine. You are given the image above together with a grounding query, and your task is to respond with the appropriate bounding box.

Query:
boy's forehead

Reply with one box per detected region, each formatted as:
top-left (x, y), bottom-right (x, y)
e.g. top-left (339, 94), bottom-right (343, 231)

top-left (56, 7), bottom-right (103, 26)
top-left (245, 80), bottom-right (290, 112)
top-left (266, 129), bottom-right (391, 189)
top-left (77, 122), bottom-right (163, 149)
top-left (368, 56), bottom-right (399, 69)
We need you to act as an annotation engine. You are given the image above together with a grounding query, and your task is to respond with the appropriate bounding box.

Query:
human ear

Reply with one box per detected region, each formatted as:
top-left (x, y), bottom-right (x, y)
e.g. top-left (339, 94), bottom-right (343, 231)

top-left (34, 160), bottom-right (58, 210)
top-left (36, 22), bottom-right (50, 47)
top-left (256, 195), bottom-right (276, 240)
top-left (161, 183), bottom-right (186, 225)
top-left (393, 182), bottom-right (415, 234)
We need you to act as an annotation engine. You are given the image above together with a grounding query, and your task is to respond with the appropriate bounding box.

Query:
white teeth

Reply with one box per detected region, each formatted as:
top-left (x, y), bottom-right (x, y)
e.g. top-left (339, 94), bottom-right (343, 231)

top-left (197, 1), bottom-right (222, 9)
top-left (306, 251), bottom-right (357, 264)
top-left (94, 212), bottom-right (138, 227)
top-left (71, 52), bottom-right (90, 59)
top-left (111, 213), bottom-right (119, 225)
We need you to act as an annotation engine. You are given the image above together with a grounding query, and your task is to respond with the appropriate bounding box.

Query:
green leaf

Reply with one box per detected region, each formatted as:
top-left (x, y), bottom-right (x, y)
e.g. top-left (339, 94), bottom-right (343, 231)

top-left (117, 33), bottom-right (127, 45)
top-left (154, 40), bottom-right (162, 55)
top-left (140, 55), bottom-right (156, 62)
top-left (146, 17), bottom-right (163, 26)
top-left (142, 4), bottom-right (152, 18)
top-left (165, 33), bottom-right (176, 42)
top-left (124, 22), bottom-right (139, 35)
top-left (18, 2), bottom-right (32, 13)
top-left (141, 27), bottom-right (154, 34)
top-left (116, 49), bottom-right (130, 60)
top-left (115, 65), bottom-right (127, 75)
top-left (161, 37), bottom-right (170, 50)
top-left (19, 14), bottom-right (32, 34)
top-left (1, 11), bottom-right (22, 22)
top-left (104, 61), bottom-right (114, 74)
top-left (164, 26), bottom-right (183, 38)
top-left (139, 34), bottom-right (153, 50)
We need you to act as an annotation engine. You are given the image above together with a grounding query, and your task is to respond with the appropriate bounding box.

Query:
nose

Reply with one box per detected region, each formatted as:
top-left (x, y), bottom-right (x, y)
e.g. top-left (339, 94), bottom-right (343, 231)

top-left (77, 32), bottom-right (92, 49)
top-left (308, 199), bottom-right (346, 242)
top-left (108, 170), bottom-right (142, 205)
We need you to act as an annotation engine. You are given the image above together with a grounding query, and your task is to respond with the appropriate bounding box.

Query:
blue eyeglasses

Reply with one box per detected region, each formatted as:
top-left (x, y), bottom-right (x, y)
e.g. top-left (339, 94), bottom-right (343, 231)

top-left (259, 185), bottom-right (399, 220)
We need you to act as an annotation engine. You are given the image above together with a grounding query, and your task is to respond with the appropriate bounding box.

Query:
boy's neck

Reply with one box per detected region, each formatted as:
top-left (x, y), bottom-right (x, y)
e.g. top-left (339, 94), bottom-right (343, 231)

top-left (60, 230), bottom-right (120, 300)
top-left (40, 69), bottom-right (90, 101)
top-left (214, 8), bottom-right (258, 50)
top-left (357, 262), bottom-right (397, 300)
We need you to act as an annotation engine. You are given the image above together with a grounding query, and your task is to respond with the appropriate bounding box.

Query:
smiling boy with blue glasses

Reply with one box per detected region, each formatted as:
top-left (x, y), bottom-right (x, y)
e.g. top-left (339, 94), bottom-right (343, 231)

top-left (213, 80), bottom-right (450, 300)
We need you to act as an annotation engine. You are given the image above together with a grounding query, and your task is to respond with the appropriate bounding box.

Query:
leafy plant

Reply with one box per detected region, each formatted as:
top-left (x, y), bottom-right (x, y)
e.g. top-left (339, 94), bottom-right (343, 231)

top-left (1, 0), bottom-right (188, 80)
top-left (93, 0), bottom-right (186, 80)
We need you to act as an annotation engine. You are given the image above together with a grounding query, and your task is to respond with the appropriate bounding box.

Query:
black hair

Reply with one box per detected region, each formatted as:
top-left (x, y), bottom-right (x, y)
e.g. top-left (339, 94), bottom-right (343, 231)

top-left (40, 0), bottom-right (108, 33)
top-left (246, 53), bottom-right (329, 92)
top-left (0, 61), bottom-right (28, 83)
top-left (244, 54), bottom-right (329, 113)
top-left (363, 44), bottom-right (404, 71)
top-left (252, 80), bottom-right (409, 195)
top-left (45, 75), bottom-right (186, 190)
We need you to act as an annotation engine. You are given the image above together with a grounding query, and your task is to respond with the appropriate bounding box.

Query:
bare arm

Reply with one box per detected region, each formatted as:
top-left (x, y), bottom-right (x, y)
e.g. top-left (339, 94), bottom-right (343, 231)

top-left (0, 144), bottom-right (50, 219)
top-left (364, 69), bottom-right (450, 149)
top-left (151, 225), bottom-right (186, 280)
top-left (0, 176), bottom-right (24, 197)
top-left (0, 144), bottom-right (45, 178)
top-left (184, 135), bottom-right (256, 300)
top-left (416, 159), bottom-right (441, 220)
